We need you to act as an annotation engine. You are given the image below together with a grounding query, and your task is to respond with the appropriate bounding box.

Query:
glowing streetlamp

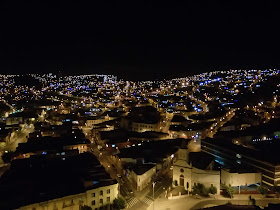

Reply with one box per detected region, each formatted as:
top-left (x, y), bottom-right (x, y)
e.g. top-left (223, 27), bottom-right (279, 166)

top-left (152, 182), bottom-right (155, 210)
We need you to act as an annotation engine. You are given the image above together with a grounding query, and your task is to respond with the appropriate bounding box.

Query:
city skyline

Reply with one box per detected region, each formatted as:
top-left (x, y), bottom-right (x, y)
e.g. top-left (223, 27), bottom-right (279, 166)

top-left (1, 69), bottom-right (280, 209)
top-left (2, 1), bottom-right (280, 210)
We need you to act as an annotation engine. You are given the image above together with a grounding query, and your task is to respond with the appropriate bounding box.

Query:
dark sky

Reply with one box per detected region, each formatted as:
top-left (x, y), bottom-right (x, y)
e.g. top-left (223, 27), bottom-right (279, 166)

top-left (1, 1), bottom-right (280, 81)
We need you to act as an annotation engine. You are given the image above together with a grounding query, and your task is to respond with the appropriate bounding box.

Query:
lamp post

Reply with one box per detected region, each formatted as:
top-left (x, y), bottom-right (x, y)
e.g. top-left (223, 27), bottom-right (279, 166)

top-left (237, 180), bottom-right (240, 205)
top-left (153, 182), bottom-right (155, 210)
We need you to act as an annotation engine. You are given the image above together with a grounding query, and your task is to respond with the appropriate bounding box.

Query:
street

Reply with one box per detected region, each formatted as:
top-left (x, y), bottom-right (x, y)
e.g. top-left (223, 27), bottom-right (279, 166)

top-left (0, 124), bottom-right (34, 171)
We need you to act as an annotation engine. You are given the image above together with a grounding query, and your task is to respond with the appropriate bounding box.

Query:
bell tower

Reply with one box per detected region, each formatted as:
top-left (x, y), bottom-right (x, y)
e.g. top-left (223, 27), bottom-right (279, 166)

top-left (178, 139), bottom-right (189, 163)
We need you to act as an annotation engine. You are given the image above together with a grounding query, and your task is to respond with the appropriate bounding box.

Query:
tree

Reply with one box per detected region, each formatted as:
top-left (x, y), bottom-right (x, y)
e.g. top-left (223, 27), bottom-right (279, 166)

top-left (209, 185), bottom-right (217, 195)
top-left (192, 183), bottom-right (208, 197)
top-left (257, 186), bottom-right (268, 197)
top-left (113, 197), bottom-right (126, 210)
top-left (273, 185), bottom-right (280, 199)
top-left (226, 185), bottom-right (235, 199)
top-left (80, 205), bottom-right (92, 210)
top-left (248, 195), bottom-right (256, 206)
top-left (1, 151), bottom-right (15, 163)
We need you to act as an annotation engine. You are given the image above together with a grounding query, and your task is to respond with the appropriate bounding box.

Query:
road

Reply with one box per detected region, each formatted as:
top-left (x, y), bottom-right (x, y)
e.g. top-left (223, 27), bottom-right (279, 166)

top-left (127, 172), bottom-right (172, 210)
top-left (86, 130), bottom-right (174, 210)
top-left (160, 113), bottom-right (172, 133)
top-left (0, 125), bottom-right (34, 153)
top-left (89, 142), bottom-right (135, 199)
top-left (204, 108), bottom-right (236, 138)
top-left (0, 125), bottom-right (34, 171)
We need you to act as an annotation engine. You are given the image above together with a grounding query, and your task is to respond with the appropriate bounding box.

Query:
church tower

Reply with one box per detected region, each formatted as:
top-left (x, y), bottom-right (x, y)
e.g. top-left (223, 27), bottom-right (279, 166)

top-left (178, 139), bottom-right (189, 163)
top-left (172, 139), bottom-right (192, 191)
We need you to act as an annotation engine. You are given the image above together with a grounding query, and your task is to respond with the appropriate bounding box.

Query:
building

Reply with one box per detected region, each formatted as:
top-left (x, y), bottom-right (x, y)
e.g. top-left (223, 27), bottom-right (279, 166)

top-left (131, 122), bottom-right (159, 132)
top-left (202, 138), bottom-right (280, 188)
top-left (128, 164), bottom-right (156, 191)
top-left (221, 168), bottom-right (261, 187)
top-left (0, 153), bottom-right (119, 210)
top-left (16, 135), bottom-right (91, 157)
top-left (173, 141), bottom-right (220, 194)
top-left (86, 115), bottom-right (111, 127)
top-left (20, 182), bottom-right (119, 210)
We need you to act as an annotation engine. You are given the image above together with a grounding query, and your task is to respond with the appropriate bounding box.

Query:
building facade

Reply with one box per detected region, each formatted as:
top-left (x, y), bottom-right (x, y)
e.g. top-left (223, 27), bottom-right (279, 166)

top-left (173, 146), bottom-right (220, 194)
top-left (20, 183), bottom-right (119, 210)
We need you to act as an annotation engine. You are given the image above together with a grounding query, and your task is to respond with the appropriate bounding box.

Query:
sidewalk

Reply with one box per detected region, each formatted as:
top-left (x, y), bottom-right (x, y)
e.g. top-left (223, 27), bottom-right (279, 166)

top-left (147, 192), bottom-right (280, 210)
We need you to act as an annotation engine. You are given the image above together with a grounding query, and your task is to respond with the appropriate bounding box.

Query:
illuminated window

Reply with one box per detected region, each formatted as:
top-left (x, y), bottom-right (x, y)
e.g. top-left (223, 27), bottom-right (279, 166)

top-left (100, 190), bottom-right (103, 196)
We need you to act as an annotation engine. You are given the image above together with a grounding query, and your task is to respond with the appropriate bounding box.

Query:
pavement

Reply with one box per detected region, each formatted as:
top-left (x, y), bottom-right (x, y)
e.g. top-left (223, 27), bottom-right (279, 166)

top-left (146, 193), bottom-right (280, 210)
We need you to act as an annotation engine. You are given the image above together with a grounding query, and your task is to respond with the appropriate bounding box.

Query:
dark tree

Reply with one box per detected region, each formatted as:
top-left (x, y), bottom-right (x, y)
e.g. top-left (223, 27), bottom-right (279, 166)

top-left (192, 183), bottom-right (208, 197)
top-left (80, 205), bottom-right (92, 210)
top-left (209, 185), bottom-right (217, 195)
top-left (226, 185), bottom-right (235, 199)
top-left (257, 186), bottom-right (268, 197)
top-left (113, 197), bottom-right (126, 210)
top-left (1, 151), bottom-right (15, 163)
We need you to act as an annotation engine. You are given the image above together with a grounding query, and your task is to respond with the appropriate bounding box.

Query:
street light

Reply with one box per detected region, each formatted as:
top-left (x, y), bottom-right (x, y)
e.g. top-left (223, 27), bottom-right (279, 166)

top-left (153, 182), bottom-right (155, 210)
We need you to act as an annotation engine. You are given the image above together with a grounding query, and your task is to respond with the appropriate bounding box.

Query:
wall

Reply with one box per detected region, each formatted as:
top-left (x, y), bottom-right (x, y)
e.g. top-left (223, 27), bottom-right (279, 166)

top-left (221, 169), bottom-right (262, 187)
top-left (85, 183), bottom-right (119, 209)
top-left (192, 167), bottom-right (220, 194)
top-left (131, 166), bottom-right (156, 191)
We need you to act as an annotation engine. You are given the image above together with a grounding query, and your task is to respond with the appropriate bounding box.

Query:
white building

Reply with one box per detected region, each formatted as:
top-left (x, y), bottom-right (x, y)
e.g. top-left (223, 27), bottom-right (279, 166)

top-left (221, 168), bottom-right (261, 187)
top-left (86, 115), bottom-right (112, 128)
top-left (173, 141), bottom-right (220, 194)
top-left (20, 182), bottom-right (119, 210)
top-left (131, 122), bottom-right (159, 132)
top-left (129, 164), bottom-right (156, 191)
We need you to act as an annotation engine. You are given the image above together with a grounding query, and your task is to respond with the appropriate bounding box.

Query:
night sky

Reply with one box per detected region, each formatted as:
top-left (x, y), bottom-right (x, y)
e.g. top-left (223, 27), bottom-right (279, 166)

top-left (1, 1), bottom-right (280, 81)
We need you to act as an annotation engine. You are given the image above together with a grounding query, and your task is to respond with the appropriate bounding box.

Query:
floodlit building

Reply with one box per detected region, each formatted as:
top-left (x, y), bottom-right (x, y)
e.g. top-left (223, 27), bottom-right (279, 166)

top-left (221, 168), bottom-right (261, 187)
top-left (0, 153), bottom-right (119, 210)
top-left (19, 182), bottom-right (119, 210)
top-left (173, 141), bottom-right (220, 194)
top-left (131, 122), bottom-right (159, 132)
top-left (202, 138), bottom-right (280, 188)
top-left (128, 164), bottom-right (157, 191)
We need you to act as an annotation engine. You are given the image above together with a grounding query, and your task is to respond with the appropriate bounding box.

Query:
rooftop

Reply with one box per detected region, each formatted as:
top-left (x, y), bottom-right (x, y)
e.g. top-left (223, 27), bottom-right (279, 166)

top-left (130, 164), bottom-right (156, 175)
top-left (0, 153), bottom-right (116, 209)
